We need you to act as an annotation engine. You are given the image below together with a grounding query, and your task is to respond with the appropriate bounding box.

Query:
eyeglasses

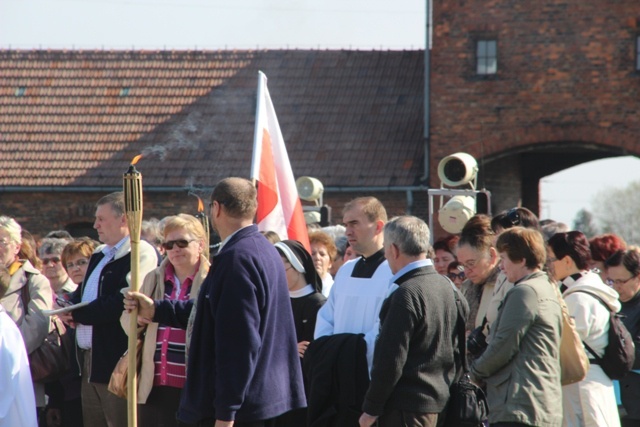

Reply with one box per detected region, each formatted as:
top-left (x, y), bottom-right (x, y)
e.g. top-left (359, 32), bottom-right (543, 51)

top-left (460, 259), bottom-right (480, 271)
top-left (162, 239), bottom-right (195, 250)
top-left (448, 272), bottom-right (465, 280)
top-left (606, 275), bottom-right (638, 287)
top-left (41, 257), bottom-right (61, 266)
top-left (547, 257), bottom-right (559, 263)
top-left (0, 240), bottom-right (11, 248)
top-left (66, 259), bottom-right (89, 270)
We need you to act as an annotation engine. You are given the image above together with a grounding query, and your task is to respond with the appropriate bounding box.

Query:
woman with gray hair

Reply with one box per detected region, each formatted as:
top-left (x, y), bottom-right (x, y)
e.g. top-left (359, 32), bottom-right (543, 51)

top-left (39, 237), bottom-right (76, 300)
top-left (0, 216), bottom-right (53, 413)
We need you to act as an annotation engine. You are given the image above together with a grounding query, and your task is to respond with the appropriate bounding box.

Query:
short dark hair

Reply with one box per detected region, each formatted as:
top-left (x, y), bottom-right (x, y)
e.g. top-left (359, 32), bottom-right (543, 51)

top-left (433, 235), bottom-right (460, 256)
top-left (459, 214), bottom-right (494, 254)
top-left (211, 177), bottom-right (257, 220)
top-left (493, 207), bottom-right (539, 231)
top-left (547, 231), bottom-right (591, 270)
top-left (496, 227), bottom-right (546, 269)
top-left (605, 249), bottom-right (640, 277)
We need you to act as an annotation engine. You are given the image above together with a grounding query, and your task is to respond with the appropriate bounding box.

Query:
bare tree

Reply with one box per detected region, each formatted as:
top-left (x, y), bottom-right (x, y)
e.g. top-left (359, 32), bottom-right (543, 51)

top-left (592, 181), bottom-right (640, 245)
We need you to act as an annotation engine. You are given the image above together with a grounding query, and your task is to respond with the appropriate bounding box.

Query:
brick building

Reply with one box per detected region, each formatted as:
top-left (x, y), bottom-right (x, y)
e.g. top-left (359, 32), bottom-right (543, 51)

top-left (2, 1), bottom-right (640, 241)
top-left (428, 0), bottom-right (640, 213)
top-left (0, 50), bottom-right (426, 238)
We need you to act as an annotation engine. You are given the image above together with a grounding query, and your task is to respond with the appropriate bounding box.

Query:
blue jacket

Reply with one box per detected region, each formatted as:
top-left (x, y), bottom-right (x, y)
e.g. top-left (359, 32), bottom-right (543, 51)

top-left (177, 225), bottom-right (306, 423)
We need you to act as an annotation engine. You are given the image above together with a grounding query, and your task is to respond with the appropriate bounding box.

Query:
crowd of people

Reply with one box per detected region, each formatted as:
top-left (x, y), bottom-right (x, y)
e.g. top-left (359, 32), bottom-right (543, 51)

top-left (1, 180), bottom-right (639, 427)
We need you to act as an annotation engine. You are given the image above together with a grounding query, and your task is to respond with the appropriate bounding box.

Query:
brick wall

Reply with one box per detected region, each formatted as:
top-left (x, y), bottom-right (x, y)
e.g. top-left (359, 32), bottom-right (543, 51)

top-left (429, 0), bottom-right (640, 215)
top-left (0, 191), bottom-right (205, 239)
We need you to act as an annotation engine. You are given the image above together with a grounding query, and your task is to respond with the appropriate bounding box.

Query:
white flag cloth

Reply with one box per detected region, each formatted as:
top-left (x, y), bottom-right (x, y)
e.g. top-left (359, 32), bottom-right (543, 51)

top-left (250, 71), bottom-right (310, 250)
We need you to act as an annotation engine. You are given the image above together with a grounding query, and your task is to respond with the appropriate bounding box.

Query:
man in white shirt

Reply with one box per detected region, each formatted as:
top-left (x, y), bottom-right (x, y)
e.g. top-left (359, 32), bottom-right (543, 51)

top-left (314, 197), bottom-right (394, 369)
top-left (60, 192), bottom-right (157, 427)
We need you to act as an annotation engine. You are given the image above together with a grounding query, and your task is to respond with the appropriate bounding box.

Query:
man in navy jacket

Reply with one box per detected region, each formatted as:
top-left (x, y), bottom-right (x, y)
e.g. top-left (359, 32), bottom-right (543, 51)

top-left (131, 177), bottom-right (306, 427)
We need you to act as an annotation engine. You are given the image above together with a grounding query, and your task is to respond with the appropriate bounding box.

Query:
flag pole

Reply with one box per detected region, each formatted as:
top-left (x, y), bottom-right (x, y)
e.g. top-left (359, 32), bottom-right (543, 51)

top-left (250, 71), bottom-right (266, 185)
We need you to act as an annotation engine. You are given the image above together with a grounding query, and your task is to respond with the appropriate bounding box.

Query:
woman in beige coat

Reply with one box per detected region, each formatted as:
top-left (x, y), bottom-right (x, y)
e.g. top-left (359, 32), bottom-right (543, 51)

top-left (121, 214), bottom-right (209, 427)
top-left (0, 216), bottom-right (52, 412)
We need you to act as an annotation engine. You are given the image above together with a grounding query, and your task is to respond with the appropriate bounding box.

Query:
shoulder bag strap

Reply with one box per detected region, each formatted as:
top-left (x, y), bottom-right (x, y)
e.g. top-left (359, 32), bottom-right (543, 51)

top-left (570, 290), bottom-right (608, 360)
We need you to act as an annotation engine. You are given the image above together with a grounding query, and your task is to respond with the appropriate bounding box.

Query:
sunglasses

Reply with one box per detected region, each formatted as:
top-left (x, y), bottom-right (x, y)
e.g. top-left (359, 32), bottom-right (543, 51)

top-left (42, 257), bottom-right (61, 266)
top-left (448, 272), bottom-right (466, 280)
top-left (162, 239), bottom-right (195, 250)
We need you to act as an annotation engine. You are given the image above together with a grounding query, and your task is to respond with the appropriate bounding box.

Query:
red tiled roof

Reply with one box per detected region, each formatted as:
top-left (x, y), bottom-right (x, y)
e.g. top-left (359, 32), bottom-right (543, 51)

top-left (0, 49), bottom-right (425, 188)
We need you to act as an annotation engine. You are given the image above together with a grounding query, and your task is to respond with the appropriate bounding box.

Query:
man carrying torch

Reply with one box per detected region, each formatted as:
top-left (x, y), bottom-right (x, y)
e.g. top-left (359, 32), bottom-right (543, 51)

top-left (60, 192), bottom-right (157, 427)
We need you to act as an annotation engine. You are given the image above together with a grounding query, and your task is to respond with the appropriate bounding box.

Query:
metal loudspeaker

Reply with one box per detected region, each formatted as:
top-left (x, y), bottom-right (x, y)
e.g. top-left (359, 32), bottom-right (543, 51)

top-left (437, 152), bottom-right (479, 188)
top-left (296, 176), bottom-right (324, 204)
top-left (438, 195), bottom-right (476, 234)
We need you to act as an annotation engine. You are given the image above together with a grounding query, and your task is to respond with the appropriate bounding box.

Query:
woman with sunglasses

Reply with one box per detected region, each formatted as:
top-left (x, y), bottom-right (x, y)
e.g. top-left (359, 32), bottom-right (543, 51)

top-left (120, 214), bottom-right (209, 426)
top-left (547, 231), bottom-right (620, 427)
top-left (605, 249), bottom-right (640, 427)
top-left (39, 237), bottom-right (75, 302)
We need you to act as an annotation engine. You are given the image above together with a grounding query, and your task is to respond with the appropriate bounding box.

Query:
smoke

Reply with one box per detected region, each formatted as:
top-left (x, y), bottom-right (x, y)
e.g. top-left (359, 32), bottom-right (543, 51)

top-left (140, 116), bottom-right (200, 161)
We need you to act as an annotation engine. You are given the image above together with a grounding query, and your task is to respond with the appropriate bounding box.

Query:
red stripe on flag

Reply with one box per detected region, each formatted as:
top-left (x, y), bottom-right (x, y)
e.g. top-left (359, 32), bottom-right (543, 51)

top-left (256, 129), bottom-right (278, 222)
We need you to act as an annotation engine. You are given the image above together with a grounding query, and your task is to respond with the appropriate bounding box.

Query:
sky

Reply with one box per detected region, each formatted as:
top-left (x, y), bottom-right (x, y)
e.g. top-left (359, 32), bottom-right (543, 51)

top-left (1, 0), bottom-right (635, 228)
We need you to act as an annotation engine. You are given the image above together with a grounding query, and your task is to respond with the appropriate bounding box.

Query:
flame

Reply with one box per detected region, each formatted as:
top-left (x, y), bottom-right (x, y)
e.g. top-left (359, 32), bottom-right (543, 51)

top-left (131, 154), bottom-right (143, 165)
top-left (197, 196), bottom-right (204, 212)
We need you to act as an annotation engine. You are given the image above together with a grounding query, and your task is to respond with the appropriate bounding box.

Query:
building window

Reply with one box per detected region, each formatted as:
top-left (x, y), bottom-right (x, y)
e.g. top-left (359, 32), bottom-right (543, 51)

top-left (636, 35), bottom-right (640, 71)
top-left (476, 40), bottom-right (497, 75)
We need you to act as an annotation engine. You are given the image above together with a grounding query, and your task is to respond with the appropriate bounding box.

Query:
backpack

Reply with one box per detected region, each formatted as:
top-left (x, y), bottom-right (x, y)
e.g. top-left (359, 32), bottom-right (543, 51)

top-left (576, 290), bottom-right (635, 380)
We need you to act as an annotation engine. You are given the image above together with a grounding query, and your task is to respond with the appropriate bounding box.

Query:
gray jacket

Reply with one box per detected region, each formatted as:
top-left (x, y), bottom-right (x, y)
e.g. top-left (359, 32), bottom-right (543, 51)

top-left (470, 271), bottom-right (563, 427)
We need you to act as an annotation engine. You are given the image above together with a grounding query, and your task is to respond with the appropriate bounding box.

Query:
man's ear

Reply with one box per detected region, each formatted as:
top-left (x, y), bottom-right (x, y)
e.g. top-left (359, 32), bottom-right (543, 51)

top-left (375, 219), bottom-right (385, 234)
top-left (389, 243), bottom-right (400, 260)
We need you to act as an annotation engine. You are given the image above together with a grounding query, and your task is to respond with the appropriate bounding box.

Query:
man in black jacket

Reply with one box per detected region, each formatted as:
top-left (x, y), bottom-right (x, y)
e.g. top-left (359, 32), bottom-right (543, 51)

top-left (61, 192), bottom-right (157, 427)
top-left (359, 216), bottom-right (468, 427)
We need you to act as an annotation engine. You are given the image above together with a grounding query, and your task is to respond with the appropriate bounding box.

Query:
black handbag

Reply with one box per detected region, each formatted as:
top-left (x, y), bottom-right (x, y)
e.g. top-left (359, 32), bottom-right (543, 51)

top-left (444, 288), bottom-right (489, 427)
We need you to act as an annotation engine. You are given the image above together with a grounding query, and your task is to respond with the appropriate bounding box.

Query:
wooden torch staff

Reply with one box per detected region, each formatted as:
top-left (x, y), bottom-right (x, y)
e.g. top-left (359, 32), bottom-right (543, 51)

top-left (195, 196), bottom-right (210, 261)
top-left (123, 156), bottom-right (143, 427)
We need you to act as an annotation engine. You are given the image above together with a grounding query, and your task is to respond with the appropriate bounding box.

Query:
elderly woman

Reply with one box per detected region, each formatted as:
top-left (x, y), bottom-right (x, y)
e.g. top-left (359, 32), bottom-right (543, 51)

top-left (547, 231), bottom-right (620, 426)
top-left (457, 215), bottom-right (500, 333)
top-left (0, 216), bottom-right (53, 412)
top-left (275, 239), bottom-right (326, 427)
top-left (309, 231), bottom-right (337, 297)
top-left (39, 237), bottom-right (76, 300)
top-left (470, 227), bottom-right (563, 427)
top-left (604, 249), bottom-right (640, 426)
top-left (121, 214), bottom-right (209, 426)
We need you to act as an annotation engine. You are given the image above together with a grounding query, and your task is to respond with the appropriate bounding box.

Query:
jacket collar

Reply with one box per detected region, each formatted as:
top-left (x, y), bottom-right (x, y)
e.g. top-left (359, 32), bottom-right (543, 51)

top-left (217, 224), bottom-right (257, 256)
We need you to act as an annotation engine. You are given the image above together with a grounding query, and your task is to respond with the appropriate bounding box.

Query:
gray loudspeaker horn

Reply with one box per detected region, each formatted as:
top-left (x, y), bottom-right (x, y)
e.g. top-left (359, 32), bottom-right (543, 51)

top-left (437, 152), bottom-right (478, 187)
top-left (296, 176), bottom-right (324, 202)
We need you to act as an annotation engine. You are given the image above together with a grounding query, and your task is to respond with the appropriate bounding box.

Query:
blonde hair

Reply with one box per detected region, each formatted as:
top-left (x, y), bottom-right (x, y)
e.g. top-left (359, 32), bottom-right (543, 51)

top-left (162, 214), bottom-right (206, 241)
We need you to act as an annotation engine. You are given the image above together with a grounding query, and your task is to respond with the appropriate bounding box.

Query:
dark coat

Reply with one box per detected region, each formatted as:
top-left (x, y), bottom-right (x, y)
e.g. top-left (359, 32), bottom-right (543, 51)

top-left (177, 225), bottom-right (306, 424)
top-left (71, 239), bottom-right (158, 383)
top-left (619, 291), bottom-right (640, 420)
top-left (304, 333), bottom-right (369, 427)
top-left (362, 265), bottom-right (466, 416)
